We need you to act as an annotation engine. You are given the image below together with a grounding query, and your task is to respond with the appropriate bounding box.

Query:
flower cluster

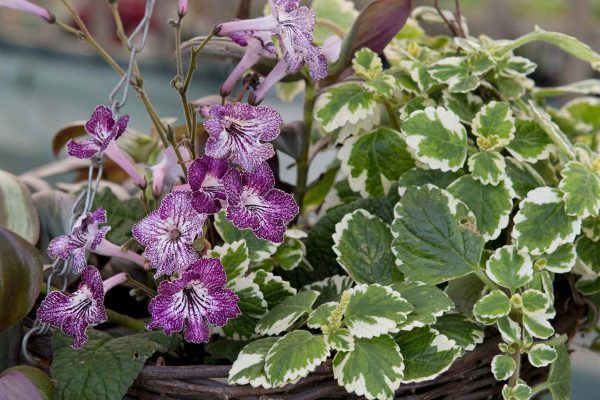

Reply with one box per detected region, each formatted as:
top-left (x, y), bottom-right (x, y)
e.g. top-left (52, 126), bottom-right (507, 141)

top-left (216, 0), bottom-right (327, 101)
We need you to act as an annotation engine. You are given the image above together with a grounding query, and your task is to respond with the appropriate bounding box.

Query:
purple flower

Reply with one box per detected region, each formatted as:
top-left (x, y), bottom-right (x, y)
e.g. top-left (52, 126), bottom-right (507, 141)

top-left (48, 208), bottom-right (111, 274)
top-left (132, 191), bottom-right (206, 277)
top-left (188, 156), bottom-right (229, 214)
top-left (178, 0), bottom-right (187, 16)
top-left (146, 258), bottom-right (240, 343)
top-left (224, 162), bottom-right (298, 243)
top-left (0, 0), bottom-right (54, 22)
top-left (202, 103), bottom-right (282, 172)
top-left (37, 266), bottom-right (109, 349)
top-left (150, 146), bottom-right (190, 197)
top-left (67, 105), bottom-right (129, 160)
top-left (221, 29), bottom-right (277, 97)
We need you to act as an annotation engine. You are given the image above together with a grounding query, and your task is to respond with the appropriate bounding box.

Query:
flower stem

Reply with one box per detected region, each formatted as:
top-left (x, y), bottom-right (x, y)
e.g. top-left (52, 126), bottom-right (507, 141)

top-left (126, 277), bottom-right (157, 298)
top-left (294, 81), bottom-right (315, 211)
top-left (106, 309), bottom-right (146, 332)
top-left (103, 272), bottom-right (129, 292)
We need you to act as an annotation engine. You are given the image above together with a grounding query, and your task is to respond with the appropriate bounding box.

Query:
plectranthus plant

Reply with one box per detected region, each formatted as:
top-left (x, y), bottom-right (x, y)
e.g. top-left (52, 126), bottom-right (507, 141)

top-left (2, 0), bottom-right (600, 399)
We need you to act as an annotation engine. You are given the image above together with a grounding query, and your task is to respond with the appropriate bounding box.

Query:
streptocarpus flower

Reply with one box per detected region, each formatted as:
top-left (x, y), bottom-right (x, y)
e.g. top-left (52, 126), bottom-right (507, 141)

top-left (220, 28), bottom-right (277, 97)
top-left (37, 266), bottom-right (127, 349)
top-left (224, 162), bottom-right (298, 243)
top-left (67, 105), bottom-right (129, 160)
top-left (177, 0), bottom-right (187, 16)
top-left (150, 146), bottom-right (190, 197)
top-left (188, 156), bottom-right (229, 214)
top-left (146, 258), bottom-right (240, 343)
top-left (0, 0), bottom-right (54, 22)
top-left (132, 191), bottom-right (206, 277)
top-left (48, 208), bottom-right (111, 274)
top-left (202, 103), bottom-right (282, 172)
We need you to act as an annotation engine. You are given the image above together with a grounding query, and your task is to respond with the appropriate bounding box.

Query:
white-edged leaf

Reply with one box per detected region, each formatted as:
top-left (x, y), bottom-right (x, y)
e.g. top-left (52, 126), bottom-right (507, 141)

top-left (492, 354), bottom-right (516, 381)
top-left (497, 317), bottom-right (521, 344)
top-left (521, 289), bottom-right (550, 315)
top-left (250, 270), bottom-right (296, 308)
top-left (582, 216), bottom-right (600, 241)
top-left (502, 379), bottom-right (532, 400)
top-left (534, 79), bottom-right (600, 98)
top-left (468, 151), bottom-right (506, 186)
top-left (353, 48), bottom-right (383, 80)
top-left (428, 56), bottom-right (479, 93)
top-left (506, 120), bottom-right (555, 163)
top-left (228, 337), bottom-right (278, 388)
top-left (522, 313), bottom-right (554, 339)
top-left (471, 101), bottom-right (515, 150)
top-left (397, 167), bottom-right (463, 196)
top-left (559, 161), bottom-right (600, 218)
top-left (326, 328), bottom-right (355, 352)
top-left (338, 127), bottom-right (414, 197)
top-left (432, 313), bottom-right (484, 352)
top-left (391, 282), bottom-right (454, 330)
top-left (538, 243), bottom-right (576, 273)
top-left (504, 157), bottom-right (545, 200)
top-left (576, 236), bottom-right (600, 274)
top-left (209, 240), bottom-right (249, 281)
top-left (473, 290), bottom-right (510, 322)
top-left (485, 245), bottom-right (533, 291)
top-left (512, 187), bottom-right (581, 255)
top-left (447, 175), bottom-right (514, 241)
top-left (255, 290), bottom-right (319, 336)
top-left (273, 232), bottom-right (306, 271)
top-left (345, 284), bottom-right (413, 338)
top-left (498, 55), bottom-right (537, 77)
top-left (396, 327), bottom-right (461, 383)
top-left (303, 275), bottom-right (354, 306)
top-left (306, 302), bottom-right (337, 329)
top-left (332, 334), bottom-right (404, 400)
top-left (391, 185), bottom-right (484, 284)
top-left (527, 343), bottom-right (557, 367)
top-left (214, 210), bottom-right (277, 261)
top-left (443, 91), bottom-right (483, 124)
top-left (265, 330), bottom-right (329, 387)
top-left (333, 209), bottom-right (398, 284)
top-left (401, 106), bottom-right (467, 172)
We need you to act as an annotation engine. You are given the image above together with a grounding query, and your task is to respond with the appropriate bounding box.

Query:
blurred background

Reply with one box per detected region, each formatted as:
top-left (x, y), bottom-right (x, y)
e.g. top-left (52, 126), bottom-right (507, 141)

top-left (0, 0), bottom-right (599, 397)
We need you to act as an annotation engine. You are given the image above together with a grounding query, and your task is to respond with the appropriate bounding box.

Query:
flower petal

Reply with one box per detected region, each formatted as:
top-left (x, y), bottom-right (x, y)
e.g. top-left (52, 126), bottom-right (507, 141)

top-left (85, 105), bottom-right (115, 139)
top-left (66, 138), bottom-right (101, 159)
top-left (132, 210), bottom-right (166, 246)
top-left (147, 290), bottom-right (186, 335)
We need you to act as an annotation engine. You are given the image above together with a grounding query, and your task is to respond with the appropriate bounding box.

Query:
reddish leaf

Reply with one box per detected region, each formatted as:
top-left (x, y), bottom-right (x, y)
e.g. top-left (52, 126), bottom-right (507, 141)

top-left (51, 121), bottom-right (87, 158)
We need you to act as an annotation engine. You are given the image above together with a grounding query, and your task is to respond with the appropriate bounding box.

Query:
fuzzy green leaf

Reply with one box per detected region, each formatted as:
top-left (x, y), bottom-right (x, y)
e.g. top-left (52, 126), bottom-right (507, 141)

top-left (255, 290), bottom-right (319, 336)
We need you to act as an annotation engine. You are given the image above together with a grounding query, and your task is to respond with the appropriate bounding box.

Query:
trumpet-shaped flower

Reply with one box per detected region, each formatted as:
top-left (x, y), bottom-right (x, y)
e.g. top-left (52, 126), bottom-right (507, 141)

top-left (224, 162), bottom-right (298, 243)
top-left (132, 191), bottom-right (206, 277)
top-left (150, 146), bottom-right (190, 197)
top-left (37, 266), bottom-right (127, 349)
top-left (146, 258), bottom-right (240, 343)
top-left (188, 156), bottom-right (229, 214)
top-left (202, 103), bottom-right (282, 172)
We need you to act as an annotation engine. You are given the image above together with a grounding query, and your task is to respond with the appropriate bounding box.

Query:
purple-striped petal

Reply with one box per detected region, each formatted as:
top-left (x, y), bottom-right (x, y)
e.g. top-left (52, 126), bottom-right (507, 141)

top-left (188, 156), bottom-right (228, 214)
top-left (66, 139), bottom-right (101, 159)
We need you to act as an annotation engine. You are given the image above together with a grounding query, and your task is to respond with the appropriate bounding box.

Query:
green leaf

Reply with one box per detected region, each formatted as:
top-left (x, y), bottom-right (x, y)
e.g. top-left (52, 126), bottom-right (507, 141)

top-left (0, 170), bottom-right (39, 244)
top-left (92, 188), bottom-right (145, 245)
top-left (51, 330), bottom-right (171, 400)
top-left (504, 157), bottom-right (546, 200)
top-left (398, 167), bottom-right (463, 196)
top-left (306, 302), bottom-right (337, 329)
top-left (315, 83), bottom-right (379, 136)
top-left (250, 270), bottom-right (296, 308)
top-left (513, 187), bottom-right (581, 255)
top-left (506, 120), bottom-right (555, 163)
top-left (543, 343), bottom-right (571, 399)
top-left (497, 317), bottom-right (521, 344)
top-left (339, 128), bottom-right (414, 197)
top-left (444, 274), bottom-right (485, 317)
top-left (217, 277), bottom-right (268, 341)
top-left (529, 101), bottom-right (576, 159)
top-left (485, 245), bottom-right (533, 291)
top-left (275, 80), bottom-right (305, 102)
top-left (527, 343), bottom-right (557, 367)
top-left (303, 275), bottom-right (354, 306)
top-left (396, 327), bottom-right (461, 382)
top-left (209, 240), bottom-right (249, 281)
top-left (473, 290), bottom-right (510, 322)
top-left (576, 236), bottom-right (600, 274)
top-left (521, 289), bottom-right (550, 315)
top-left (468, 151), bottom-right (507, 186)
top-left (312, 0), bottom-right (357, 42)
top-left (326, 328), bottom-right (355, 352)
top-left (391, 185), bottom-right (484, 284)
top-left (497, 55), bottom-right (537, 76)
top-left (559, 161), bottom-right (600, 218)
top-left (255, 290), bottom-right (319, 336)
top-left (502, 379), bottom-right (532, 400)
top-left (428, 57), bottom-right (479, 93)
top-left (345, 284), bottom-right (413, 338)
top-left (205, 337), bottom-right (248, 362)
top-left (500, 26), bottom-right (600, 69)
top-left (273, 232), bottom-right (306, 271)
top-left (575, 274), bottom-right (600, 295)
top-left (472, 101), bottom-right (516, 150)
top-left (265, 330), bottom-right (329, 387)
top-left (432, 314), bottom-right (484, 352)
top-left (391, 282), bottom-right (454, 330)
top-left (522, 313), bottom-right (554, 339)
top-left (443, 91), bottom-right (483, 124)
top-left (562, 97), bottom-right (600, 134)
top-left (214, 211), bottom-right (277, 262)
top-left (401, 106), bottom-right (467, 172)
top-left (353, 48), bottom-right (383, 80)
top-left (533, 79), bottom-right (600, 98)
top-left (582, 215), bottom-right (600, 241)
top-left (447, 175), bottom-right (514, 241)
top-left (332, 335), bottom-right (404, 400)
top-left (228, 337), bottom-right (278, 388)
top-left (538, 243), bottom-right (576, 273)
top-left (492, 354), bottom-right (516, 381)
top-left (333, 209), bottom-right (397, 284)
top-left (0, 227), bottom-right (43, 331)
top-left (496, 75), bottom-right (531, 100)
top-left (0, 365), bottom-right (53, 400)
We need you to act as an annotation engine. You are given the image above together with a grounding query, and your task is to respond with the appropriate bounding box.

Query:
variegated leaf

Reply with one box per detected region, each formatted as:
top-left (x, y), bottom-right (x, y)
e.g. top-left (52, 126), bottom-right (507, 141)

top-left (214, 210), bottom-right (277, 262)
top-left (521, 289), bottom-right (550, 316)
top-left (326, 329), bottom-right (355, 352)
top-left (473, 290), bottom-right (510, 323)
top-left (536, 243), bottom-right (576, 273)
top-left (250, 270), bottom-right (296, 308)
top-left (504, 157), bottom-right (546, 200)
top-left (397, 167), bottom-right (463, 196)
top-left (303, 275), bottom-right (354, 306)
top-left (527, 343), bottom-right (557, 367)
top-left (391, 282), bottom-right (454, 330)
top-left (353, 48), bottom-right (383, 80)
top-left (559, 161), bottom-right (600, 218)
top-left (506, 120), bottom-right (555, 163)
top-left (468, 151), bottom-right (506, 186)
top-left (209, 240), bottom-right (249, 281)
top-left (428, 57), bottom-right (479, 93)
top-left (492, 354), bottom-right (516, 381)
top-left (255, 290), bottom-right (319, 336)
top-left (228, 337), bottom-right (278, 388)
top-left (443, 91), bottom-right (483, 124)
top-left (432, 314), bottom-right (484, 352)
top-left (471, 101), bottom-right (515, 150)
top-left (306, 302), bottom-right (337, 329)
top-left (485, 245), bottom-right (533, 291)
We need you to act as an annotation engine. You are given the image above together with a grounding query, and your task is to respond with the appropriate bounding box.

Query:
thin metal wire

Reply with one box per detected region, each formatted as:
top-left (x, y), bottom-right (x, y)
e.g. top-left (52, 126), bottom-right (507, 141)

top-left (21, 0), bottom-right (156, 365)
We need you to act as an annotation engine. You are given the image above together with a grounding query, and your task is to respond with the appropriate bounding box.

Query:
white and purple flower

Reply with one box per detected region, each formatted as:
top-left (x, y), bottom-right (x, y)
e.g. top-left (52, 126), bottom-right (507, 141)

top-left (132, 191), bottom-right (206, 277)
top-left (37, 266), bottom-right (127, 349)
top-left (48, 209), bottom-right (112, 274)
top-left (146, 258), bottom-right (240, 343)
top-left (150, 146), bottom-right (190, 197)
top-left (224, 162), bottom-right (298, 243)
top-left (188, 156), bottom-right (229, 214)
top-left (202, 103), bottom-right (282, 172)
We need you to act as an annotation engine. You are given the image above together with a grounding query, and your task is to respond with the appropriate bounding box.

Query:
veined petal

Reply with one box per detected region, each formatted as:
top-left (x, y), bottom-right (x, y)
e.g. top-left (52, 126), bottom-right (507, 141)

top-left (147, 290), bottom-right (186, 334)
top-left (85, 105), bottom-right (115, 140)
top-left (47, 235), bottom-right (80, 260)
top-left (66, 138), bottom-right (101, 159)
top-left (132, 210), bottom-right (164, 246)
top-left (143, 236), bottom-right (200, 277)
